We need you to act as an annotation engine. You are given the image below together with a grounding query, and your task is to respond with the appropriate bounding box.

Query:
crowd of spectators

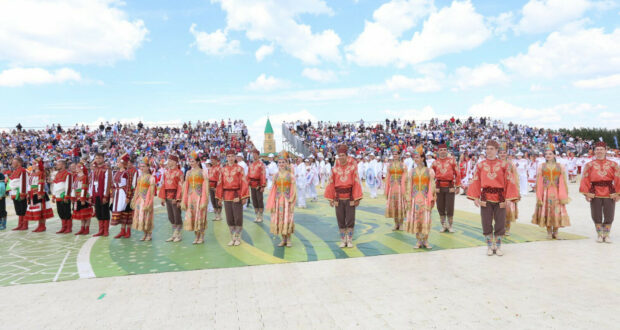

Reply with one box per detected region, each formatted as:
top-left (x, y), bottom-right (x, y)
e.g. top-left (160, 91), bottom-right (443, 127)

top-left (285, 117), bottom-right (598, 159)
top-left (1, 119), bottom-right (253, 173)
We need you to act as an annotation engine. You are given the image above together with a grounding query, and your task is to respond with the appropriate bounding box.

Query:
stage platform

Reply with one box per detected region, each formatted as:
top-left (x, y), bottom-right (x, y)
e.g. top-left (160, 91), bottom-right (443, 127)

top-left (0, 193), bottom-right (585, 286)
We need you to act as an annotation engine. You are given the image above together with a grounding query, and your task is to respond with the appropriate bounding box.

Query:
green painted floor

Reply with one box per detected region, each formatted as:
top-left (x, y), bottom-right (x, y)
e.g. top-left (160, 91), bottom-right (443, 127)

top-left (0, 193), bottom-right (585, 286)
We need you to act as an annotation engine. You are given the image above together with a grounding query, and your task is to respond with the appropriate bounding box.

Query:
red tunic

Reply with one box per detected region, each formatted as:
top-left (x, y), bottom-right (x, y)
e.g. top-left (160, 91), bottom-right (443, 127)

top-left (324, 157), bottom-right (363, 201)
top-left (431, 157), bottom-right (461, 188)
top-left (579, 159), bottom-right (620, 198)
top-left (247, 160), bottom-right (267, 188)
top-left (466, 158), bottom-right (520, 203)
top-left (215, 164), bottom-right (250, 201)
top-left (126, 167), bottom-right (138, 200)
top-left (89, 164), bottom-right (112, 200)
top-left (209, 165), bottom-right (221, 189)
top-left (157, 168), bottom-right (184, 200)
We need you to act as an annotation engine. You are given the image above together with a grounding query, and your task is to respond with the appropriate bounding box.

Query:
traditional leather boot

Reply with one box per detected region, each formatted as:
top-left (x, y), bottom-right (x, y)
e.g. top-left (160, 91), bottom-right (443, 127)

top-left (102, 220), bottom-right (110, 237)
top-left (124, 226), bottom-right (131, 238)
top-left (12, 217), bottom-right (23, 231)
top-left (166, 227), bottom-right (176, 242)
top-left (92, 220), bottom-right (104, 237)
top-left (56, 220), bottom-right (68, 234)
top-left (33, 220), bottom-right (46, 232)
top-left (114, 226), bottom-right (126, 239)
top-left (439, 216), bottom-right (448, 233)
top-left (448, 217), bottom-right (455, 233)
top-left (75, 224), bottom-right (86, 235)
top-left (82, 222), bottom-right (90, 235)
top-left (346, 228), bottom-right (354, 248)
top-left (603, 224), bottom-right (612, 243)
top-left (495, 237), bottom-right (504, 256)
top-left (227, 228), bottom-right (235, 246)
top-left (339, 229), bottom-right (346, 248)
top-left (234, 228), bottom-right (242, 246)
top-left (486, 235), bottom-right (494, 256)
top-left (595, 224), bottom-right (603, 243)
top-left (64, 220), bottom-right (73, 234)
top-left (172, 227), bottom-right (181, 242)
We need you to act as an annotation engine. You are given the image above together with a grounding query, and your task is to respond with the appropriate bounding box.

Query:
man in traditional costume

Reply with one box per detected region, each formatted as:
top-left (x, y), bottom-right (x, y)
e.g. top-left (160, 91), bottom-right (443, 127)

top-left (159, 154), bottom-right (184, 242)
top-left (431, 143), bottom-right (461, 233)
top-left (324, 144), bottom-right (363, 248)
top-left (216, 150), bottom-right (250, 246)
top-left (209, 155), bottom-right (223, 221)
top-left (51, 159), bottom-right (73, 234)
top-left (248, 149), bottom-right (267, 222)
top-left (9, 157), bottom-right (29, 231)
top-left (89, 153), bottom-right (112, 237)
top-left (467, 140), bottom-right (520, 256)
top-left (579, 141), bottom-right (620, 243)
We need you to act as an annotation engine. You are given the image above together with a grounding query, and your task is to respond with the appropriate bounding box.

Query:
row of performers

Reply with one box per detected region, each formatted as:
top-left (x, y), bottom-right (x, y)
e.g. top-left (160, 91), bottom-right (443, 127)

top-left (3, 141), bottom-right (619, 255)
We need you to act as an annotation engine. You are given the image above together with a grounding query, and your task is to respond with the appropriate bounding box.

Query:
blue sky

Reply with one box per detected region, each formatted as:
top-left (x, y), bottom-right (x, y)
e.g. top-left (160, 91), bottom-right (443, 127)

top-left (0, 0), bottom-right (619, 148)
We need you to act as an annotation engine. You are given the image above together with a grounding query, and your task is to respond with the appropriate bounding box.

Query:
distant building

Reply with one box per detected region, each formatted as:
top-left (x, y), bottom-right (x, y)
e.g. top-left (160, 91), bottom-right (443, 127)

top-left (263, 118), bottom-right (276, 154)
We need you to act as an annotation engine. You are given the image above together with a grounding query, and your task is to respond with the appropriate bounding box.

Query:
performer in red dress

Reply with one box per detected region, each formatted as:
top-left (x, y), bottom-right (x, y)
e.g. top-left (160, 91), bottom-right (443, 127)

top-left (431, 142), bottom-right (461, 233)
top-left (89, 153), bottom-right (112, 237)
top-left (9, 157), bottom-right (28, 231)
top-left (73, 162), bottom-right (94, 235)
top-left (248, 149), bottom-right (267, 223)
top-left (51, 159), bottom-right (73, 234)
top-left (158, 154), bottom-right (184, 242)
top-left (467, 140), bottom-right (519, 256)
top-left (24, 159), bottom-right (54, 232)
top-left (324, 144), bottom-right (363, 248)
top-left (209, 155), bottom-right (223, 221)
top-left (579, 141), bottom-right (620, 243)
top-left (216, 149), bottom-right (250, 246)
top-left (110, 154), bottom-right (132, 239)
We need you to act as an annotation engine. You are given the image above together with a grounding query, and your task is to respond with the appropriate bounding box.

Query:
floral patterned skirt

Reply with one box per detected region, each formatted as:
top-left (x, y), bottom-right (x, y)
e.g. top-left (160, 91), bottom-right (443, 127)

top-left (385, 184), bottom-right (406, 219)
top-left (269, 196), bottom-right (295, 235)
top-left (404, 193), bottom-right (432, 236)
top-left (531, 189), bottom-right (570, 228)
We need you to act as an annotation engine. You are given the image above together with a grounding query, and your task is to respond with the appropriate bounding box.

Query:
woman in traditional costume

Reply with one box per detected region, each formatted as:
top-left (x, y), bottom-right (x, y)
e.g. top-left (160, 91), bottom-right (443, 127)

top-left (404, 145), bottom-right (436, 249)
top-left (181, 152), bottom-right (209, 244)
top-left (131, 158), bottom-right (157, 241)
top-left (266, 151), bottom-right (297, 247)
top-left (25, 159), bottom-right (54, 232)
top-left (72, 162), bottom-right (94, 235)
top-left (385, 146), bottom-right (407, 230)
top-left (532, 143), bottom-right (571, 239)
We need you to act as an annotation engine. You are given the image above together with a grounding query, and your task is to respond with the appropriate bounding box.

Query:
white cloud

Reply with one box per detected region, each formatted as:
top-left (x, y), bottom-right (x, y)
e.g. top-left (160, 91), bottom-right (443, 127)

top-left (384, 75), bottom-right (441, 92)
top-left (301, 68), bottom-right (337, 82)
top-left (573, 74), bottom-right (620, 89)
top-left (468, 95), bottom-right (609, 128)
top-left (515, 0), bottom-right (594, 34)
top-left (503, 27), bottom-right (620, 79)
top-left (247, 74), bottom-right (289, 91)
top-left (347, 0), bottom-right (491, 67)
top-left (255, 44), bottom-right (274, 62)
top-left (0, 0), bottom-right (148, 66)
top-left (213, 0), bottom-right (341, 64)
top-left (249, 110), bottom-right (318, 151)
top-left (189, 24), bottom-right (240, 56)
top-left (0, 67), bottom-right (82, 87)
top-left (453, 63), bottom-right (509, 90)
top-left (372, 0), bottom-right (435, 36)
top-left (489, 11), bottom-right (515, 38)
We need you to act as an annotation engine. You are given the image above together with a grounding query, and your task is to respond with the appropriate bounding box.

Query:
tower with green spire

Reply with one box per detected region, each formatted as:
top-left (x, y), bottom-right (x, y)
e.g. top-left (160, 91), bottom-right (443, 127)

top-left (263, 118), bottom-right (276, 154)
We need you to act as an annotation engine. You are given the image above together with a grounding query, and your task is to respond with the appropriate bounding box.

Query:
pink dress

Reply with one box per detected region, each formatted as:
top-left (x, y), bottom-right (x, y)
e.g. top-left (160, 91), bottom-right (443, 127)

top-left (532, 162), bottom-right (570, 228)
top-left (181, 168), bottom-right (209, 232)
top-left (131, 174), bottom-right (157, 233)
top-left (266, 170), bottom-right (296, 235)
top-left (404, 167), bottom-right (436, 235)
top-left (505, 161), bottom-right (520, 222)
top-left (385, 161), bottom-right (407, 219)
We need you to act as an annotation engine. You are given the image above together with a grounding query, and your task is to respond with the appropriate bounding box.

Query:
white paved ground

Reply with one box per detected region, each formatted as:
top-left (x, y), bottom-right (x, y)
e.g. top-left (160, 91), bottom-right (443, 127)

top-left (0, 182), bottom-right (619, 329)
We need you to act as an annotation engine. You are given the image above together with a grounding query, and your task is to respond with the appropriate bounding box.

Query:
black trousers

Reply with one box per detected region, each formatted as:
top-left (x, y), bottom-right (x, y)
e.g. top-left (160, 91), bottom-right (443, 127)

top-left (251, 187), bottom-right (264, 209)
top-left (224, 201), bottom-right (243, 227)
top-left (335, 199), bottom-right (356, 229)
top-left (480, 202), bottom-right (506, 236)
top-left (94, 197), bottom-right (110, 220)
top-left (56, 201), bottom-right (72, 220)
top-left (591, 198), bottom-right (615, 224)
